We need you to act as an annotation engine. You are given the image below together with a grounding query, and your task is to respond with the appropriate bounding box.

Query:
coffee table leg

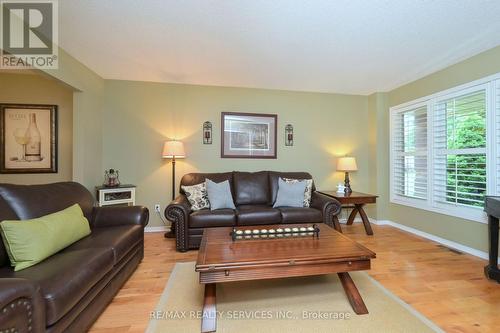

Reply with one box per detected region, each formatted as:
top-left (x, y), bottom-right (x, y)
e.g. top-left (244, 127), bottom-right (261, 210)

top-left (337, 272), bottom-right (368, 315)
top-left (201, 283), bottom-right (216, 332)
top-left (356, 204), bottom-right (374, 235)
top-left (332, 215), bottom-right (343, 233)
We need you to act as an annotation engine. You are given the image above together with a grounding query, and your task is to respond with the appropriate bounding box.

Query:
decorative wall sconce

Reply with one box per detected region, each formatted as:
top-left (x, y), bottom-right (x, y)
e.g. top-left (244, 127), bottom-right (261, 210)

top-left (203, 121), bottom-right (212, 144)
top-left (285, 124), bottom-right (293, 146)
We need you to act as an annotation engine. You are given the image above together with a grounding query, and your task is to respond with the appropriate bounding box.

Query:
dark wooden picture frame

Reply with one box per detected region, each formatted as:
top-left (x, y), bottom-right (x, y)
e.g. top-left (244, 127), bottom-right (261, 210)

top-left (221, 112), bottom-right (277, 159)
top-left (0, 103), bottom-right (58, 174)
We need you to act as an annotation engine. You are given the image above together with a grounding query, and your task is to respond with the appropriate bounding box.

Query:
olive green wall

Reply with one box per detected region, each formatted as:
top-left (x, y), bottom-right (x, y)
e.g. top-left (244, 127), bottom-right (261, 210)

top-left (0, 72), bottom-right (73, 184)
top-left (377, 45), bottom-right (500, 252)
top-left (102, 80), bottom-right (372, 227)
top-left (368, 92), bottom-right (389, 220)
top-left (42, 48), bottom-right (105, 191)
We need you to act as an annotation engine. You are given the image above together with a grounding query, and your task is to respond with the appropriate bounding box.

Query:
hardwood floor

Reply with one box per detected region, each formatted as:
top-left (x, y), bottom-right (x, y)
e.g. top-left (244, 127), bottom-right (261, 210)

top-left (89, 223), bottom-right (500, 333)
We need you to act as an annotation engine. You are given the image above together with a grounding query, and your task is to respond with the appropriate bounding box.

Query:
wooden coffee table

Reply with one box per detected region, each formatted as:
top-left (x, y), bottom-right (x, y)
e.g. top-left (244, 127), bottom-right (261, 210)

top-left (195, 223), bottom-right (376, 332)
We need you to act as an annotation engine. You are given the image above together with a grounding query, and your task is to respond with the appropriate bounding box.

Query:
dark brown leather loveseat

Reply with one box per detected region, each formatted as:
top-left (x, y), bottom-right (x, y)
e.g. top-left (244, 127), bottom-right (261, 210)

top-left (165, 171), bottom-right (341, 252)
top-left (0, 182), bottom-right (149, 333)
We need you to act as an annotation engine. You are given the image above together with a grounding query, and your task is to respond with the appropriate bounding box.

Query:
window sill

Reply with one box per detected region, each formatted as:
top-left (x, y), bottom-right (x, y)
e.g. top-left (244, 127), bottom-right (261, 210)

top-left (390, 197), bottom-right (487, 224)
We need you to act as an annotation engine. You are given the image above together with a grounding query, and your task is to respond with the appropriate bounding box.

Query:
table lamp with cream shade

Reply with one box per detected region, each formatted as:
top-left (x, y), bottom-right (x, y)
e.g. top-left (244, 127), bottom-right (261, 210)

top-left (337, 156), bottom-right (357, 193)
top-left (162, 140), bottom-right (186, 201)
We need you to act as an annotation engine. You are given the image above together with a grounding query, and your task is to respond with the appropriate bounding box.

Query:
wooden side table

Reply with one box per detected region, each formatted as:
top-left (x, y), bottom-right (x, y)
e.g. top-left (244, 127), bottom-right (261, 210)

top-left (319, 191), bottom-right (377, 235)
top-left (96, 184), bottom-right (136, 207)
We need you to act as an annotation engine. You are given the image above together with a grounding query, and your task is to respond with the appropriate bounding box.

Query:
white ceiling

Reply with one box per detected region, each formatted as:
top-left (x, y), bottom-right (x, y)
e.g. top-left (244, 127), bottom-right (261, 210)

top-left (59, 0), bottom-right (500, 95)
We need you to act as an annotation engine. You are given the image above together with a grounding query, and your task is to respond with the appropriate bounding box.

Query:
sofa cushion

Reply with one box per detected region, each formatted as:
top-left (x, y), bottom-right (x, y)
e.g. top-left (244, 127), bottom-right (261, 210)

top-left (0, 247), bottom-right (114, 326)
top-left (236, 205), bottom-right (281, 225)
top-left (0, 204), bottom-right (91, 271)
top-left (273, 178), bottom-right (307, 208)
top-left (181, 182), bottom-right (210, 211)
top-left (65, 225), bottom-right (143, 264)
top-left (180, 172), bottom-right (233, 194)
top-left (0, 182), bottom-right (94, 222)
top-left (282, 178), bottom-right (314, 207)
top-left (278, 207), bottom-right (323, 223)
top-left (0, 197), bottom-right (18, 268)
top-left (269, 172), bottom-right (315, 205)
top-left (189, 209), bottom-right (236, 228)
top-left (206, 179), bottom-right (236, 210)
top-left (233, 171), bottom-right (270, 205)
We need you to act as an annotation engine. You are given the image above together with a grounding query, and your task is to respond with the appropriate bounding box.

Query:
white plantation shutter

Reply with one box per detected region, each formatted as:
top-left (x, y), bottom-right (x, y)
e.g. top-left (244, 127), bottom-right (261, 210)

top-left (433, 89), bottom-right (487, 209)
top-left (390, 73), bottom-right (500, 222)
top-left (392, 105), bottom-right (428, 200)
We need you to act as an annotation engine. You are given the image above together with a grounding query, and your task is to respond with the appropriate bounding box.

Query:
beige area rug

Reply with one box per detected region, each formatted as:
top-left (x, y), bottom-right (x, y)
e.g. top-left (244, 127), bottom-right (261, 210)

top-left (147, 262), bottom-right (442, 333)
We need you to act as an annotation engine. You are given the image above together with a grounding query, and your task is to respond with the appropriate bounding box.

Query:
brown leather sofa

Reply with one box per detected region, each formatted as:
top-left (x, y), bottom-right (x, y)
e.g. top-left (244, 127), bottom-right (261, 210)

top-left (165, 171), bottom-right (341, 252)
top-left (0, 182), bottom-right (149, 333)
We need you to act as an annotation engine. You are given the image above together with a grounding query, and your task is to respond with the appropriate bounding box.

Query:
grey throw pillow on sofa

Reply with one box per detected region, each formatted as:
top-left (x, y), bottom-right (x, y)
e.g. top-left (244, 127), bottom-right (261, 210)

top-left (206, 179), bottom-right (236, 210)
top-left (273, 177), bottom-right (307, 208)
top-left (283, 178), bottom-right (313, 207)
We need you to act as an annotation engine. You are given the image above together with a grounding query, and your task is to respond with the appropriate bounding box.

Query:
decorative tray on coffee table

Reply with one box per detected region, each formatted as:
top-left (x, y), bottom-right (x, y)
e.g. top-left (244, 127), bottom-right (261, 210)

top-left (230, 224), bottom-right (320, 241)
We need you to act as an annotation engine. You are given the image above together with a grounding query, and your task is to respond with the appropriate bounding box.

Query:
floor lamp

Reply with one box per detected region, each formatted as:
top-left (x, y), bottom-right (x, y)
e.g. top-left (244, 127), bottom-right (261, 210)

top-left (162, 140), bottom-right (185, 238)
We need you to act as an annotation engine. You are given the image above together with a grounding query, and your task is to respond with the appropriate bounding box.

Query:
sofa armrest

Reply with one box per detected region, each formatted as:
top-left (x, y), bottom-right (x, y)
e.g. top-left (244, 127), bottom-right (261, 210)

top-left (0, 278), bottom-right (45, 333)
top-left (165, 194), bottom-right (191, 252)
top-left (310, 191), bottom-right (341, 227)
top-left (92, 206), bottom-right (149, 228)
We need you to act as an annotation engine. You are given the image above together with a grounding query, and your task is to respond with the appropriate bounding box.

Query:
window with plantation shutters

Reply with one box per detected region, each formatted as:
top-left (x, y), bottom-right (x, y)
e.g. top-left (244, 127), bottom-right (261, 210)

top-left (391, 105), bottom-right (428, 201)
top-left (390, 73), bottom-right (500, 223)
top-left (433, 89), bottom-right (487, 210)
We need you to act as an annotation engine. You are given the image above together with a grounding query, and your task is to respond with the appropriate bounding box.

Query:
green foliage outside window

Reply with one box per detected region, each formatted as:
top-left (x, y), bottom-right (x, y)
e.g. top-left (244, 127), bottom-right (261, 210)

top-left (445, 92), bottom-right (486, 207)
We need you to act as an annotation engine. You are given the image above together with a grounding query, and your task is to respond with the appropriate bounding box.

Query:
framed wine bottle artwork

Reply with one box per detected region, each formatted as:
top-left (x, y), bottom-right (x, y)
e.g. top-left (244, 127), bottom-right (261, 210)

top-left (0, 104), bottom-right (57, 174)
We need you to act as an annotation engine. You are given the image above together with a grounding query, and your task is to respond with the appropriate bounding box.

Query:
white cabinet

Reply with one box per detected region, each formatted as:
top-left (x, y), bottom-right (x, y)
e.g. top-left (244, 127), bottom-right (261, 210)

top-left (96, 185), bottom-right (136, 207)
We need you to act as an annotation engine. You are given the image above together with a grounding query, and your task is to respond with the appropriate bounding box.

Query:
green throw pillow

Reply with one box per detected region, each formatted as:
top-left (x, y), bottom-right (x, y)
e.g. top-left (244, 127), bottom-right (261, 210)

top-left (0, 204), bottom-right (91, 271)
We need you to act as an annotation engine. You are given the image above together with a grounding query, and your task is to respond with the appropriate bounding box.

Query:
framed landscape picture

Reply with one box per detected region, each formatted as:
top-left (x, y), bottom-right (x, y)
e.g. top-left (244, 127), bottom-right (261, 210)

top-left (0, 104), bottom-right (58, 174)
top-left (221, 112), bottom-right (277, 159)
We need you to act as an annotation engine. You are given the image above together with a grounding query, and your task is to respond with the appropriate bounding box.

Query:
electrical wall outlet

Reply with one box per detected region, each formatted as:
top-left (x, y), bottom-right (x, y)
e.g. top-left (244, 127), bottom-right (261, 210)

top-left (154, 204), bottom-right (161, 213)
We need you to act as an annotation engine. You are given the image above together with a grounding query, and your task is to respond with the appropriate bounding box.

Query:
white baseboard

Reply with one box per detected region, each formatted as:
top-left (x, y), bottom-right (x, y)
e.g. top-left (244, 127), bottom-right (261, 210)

top-left (372, 219), bottom-right (490, 261)
top-left (145, 226), bottom-right (170, 233)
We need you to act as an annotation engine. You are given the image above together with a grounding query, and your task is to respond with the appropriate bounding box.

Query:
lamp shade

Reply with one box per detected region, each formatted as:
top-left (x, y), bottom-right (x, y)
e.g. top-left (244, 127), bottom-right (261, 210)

top-left (337, 156), bottom-right (357, 172)
top-left (162, 140), bottom-right (186, 158)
